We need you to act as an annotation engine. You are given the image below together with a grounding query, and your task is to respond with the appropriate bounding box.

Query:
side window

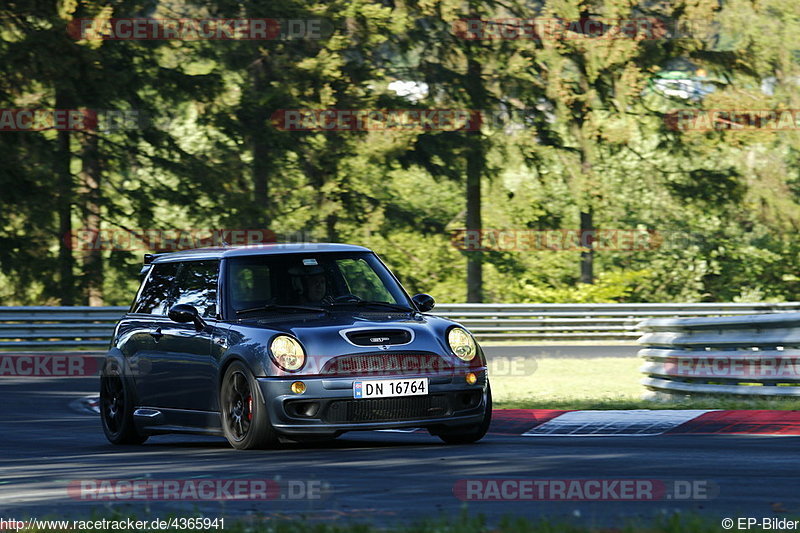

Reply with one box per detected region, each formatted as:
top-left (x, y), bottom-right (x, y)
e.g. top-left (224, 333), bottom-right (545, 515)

top-left (132, 262), bottom-right (180, 315)
top-left (173, 260), bottom-right (219, 318)
top-left (229, 262), bottom-right (272, 309)
top-left (336, 258), bottom-right (393, 302)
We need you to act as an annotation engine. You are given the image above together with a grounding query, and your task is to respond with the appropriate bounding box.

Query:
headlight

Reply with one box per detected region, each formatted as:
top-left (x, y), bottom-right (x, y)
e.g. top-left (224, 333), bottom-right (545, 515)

top-left (448, 327), bottom-right (476, 362)
top-left (269, 335), bottom-right (306, 372)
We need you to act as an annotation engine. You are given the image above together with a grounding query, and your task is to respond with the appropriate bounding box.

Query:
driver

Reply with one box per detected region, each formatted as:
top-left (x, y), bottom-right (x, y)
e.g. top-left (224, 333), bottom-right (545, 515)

top-left (289, 263), bottom-right (337, 305)
top-left (303, 273), bottom-right (333, 305)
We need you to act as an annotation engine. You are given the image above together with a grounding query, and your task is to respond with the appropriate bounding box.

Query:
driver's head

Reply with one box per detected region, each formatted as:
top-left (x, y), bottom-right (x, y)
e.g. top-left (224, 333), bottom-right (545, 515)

top-left (304, 273), bottom-right (327, 302)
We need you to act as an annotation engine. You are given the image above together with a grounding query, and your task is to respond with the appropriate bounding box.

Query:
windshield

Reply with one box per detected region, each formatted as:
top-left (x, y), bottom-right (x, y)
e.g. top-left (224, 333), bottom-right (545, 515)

top-left (225, 252), bottom-right (411, 317)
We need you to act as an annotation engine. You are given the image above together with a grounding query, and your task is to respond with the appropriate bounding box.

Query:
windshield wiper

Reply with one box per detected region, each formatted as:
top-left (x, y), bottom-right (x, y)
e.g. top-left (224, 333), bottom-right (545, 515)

top-left (236, 304), bottom-right (329, 316)
top-left (326, 300), bottom-right (415, 313)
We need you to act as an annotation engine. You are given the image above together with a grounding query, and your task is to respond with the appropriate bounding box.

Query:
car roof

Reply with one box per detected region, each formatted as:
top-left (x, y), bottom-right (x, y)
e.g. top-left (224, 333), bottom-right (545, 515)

top-left (149, 243), bottom-right (372, 263)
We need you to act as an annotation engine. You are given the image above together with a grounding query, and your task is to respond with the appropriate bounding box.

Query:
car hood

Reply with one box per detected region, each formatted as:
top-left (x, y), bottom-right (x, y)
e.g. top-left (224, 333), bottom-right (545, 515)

top-left (226, 311), bottom-right (471, 376)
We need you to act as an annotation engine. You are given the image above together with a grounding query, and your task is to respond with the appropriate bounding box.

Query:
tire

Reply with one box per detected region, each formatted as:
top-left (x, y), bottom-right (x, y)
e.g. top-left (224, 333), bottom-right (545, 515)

top-left (100, 370), bottom-right (148, 445)
top-left (220, 361), bottom-right (279, 450)
top-left (435, 383), bottom-right (492, 445)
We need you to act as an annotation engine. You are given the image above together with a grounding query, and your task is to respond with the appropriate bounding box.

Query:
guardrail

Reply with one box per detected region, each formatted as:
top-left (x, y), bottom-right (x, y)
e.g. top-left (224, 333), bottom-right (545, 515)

top-left (0, 306), bottom-right (128, 348)
top-left (2, 303), bottom-right (800, 349)
top-left (639, 313), bottom-right (800, 397)
top-left (436, 303), bottom-right (800, 341)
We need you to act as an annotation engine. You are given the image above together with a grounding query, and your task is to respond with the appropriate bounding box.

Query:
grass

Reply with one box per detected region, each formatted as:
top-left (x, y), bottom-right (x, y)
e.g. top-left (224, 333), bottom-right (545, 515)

top-left (19, 510), bottom-right (764, 533)
top-left (490, 356), bottom-right (800, 411)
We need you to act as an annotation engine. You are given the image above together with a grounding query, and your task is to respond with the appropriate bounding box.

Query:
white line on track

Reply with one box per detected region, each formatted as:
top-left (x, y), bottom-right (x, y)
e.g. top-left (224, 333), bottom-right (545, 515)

top-left (522, 409), bottom-right (714, 436)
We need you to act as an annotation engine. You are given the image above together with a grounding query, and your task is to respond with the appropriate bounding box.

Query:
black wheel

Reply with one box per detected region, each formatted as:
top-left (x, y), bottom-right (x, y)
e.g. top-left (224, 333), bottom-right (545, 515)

top-left (100, 371), bottom-right (148, 445)
top-left (220, 361), bottom-right (278, 450)
top-left (434, 383), bottom-right (492, 445)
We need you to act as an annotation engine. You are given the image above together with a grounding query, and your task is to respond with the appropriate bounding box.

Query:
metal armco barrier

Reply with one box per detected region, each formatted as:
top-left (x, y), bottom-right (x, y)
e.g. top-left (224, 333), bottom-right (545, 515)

top-left (0, 306), bottom-right (128, 348)
top-left (639, 313), bottom-right (800, 396)
top-left (436, 303), bottom-right (800, 341)
top-left (2, 303), bottom-right (800, 349)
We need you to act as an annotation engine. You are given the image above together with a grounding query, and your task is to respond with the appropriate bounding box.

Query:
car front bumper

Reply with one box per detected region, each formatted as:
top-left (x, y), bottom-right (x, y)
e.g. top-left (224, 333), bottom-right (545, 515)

top-left (256, 370), bottom-right (488, 436)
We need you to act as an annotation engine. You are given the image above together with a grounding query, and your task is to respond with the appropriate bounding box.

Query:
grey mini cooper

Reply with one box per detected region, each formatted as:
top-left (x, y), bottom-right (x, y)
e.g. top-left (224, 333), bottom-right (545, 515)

top-left (100, 243), bottom-right (491, 449)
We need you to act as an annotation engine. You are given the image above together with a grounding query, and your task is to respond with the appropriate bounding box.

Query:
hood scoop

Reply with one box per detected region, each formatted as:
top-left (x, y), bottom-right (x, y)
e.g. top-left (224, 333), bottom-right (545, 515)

top-left (344, 329), bottom-right (413, 346)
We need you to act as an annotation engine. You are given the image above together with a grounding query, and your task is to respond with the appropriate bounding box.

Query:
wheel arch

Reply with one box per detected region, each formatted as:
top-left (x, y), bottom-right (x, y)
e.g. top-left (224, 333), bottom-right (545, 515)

top-left (101, 347), bottom-right (141, 407)
top-left (218, 352), bottom-right (254, 389)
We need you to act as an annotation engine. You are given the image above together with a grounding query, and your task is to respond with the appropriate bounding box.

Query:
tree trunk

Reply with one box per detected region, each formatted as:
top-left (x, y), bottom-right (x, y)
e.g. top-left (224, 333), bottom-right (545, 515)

top-left (326, 213), bottom-right (338, 242)
top-left (79, 133), bottom-right (103, 305)
top-left (55, 88), bottom-right (75, 305)
top-left (252, 134), bottom-right (269, 228)
top-left (465, 56), bottom-right (485, 303)
top-left (576, 117), bottom-right (595, 285)
top-left (579, 209), bottom-right (594, 284)
top-left (250, 60), bottom-right (270, 229)
top-left (466, 138), bottom-right (483, 302)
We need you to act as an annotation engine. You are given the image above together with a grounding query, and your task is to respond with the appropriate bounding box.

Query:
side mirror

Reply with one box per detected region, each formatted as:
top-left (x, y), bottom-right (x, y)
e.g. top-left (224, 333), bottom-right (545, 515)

top-left (168, 304), bottom-right (206, 331)
top-left (411, 293), bottom-right (435, 312)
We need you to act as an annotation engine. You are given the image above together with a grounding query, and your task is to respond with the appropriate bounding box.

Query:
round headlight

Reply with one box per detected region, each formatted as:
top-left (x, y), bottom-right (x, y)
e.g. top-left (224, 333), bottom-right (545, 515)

top-left (269, 335), bottom-right (306, 372)
top-left (448, 327), bottom-right (476, 362)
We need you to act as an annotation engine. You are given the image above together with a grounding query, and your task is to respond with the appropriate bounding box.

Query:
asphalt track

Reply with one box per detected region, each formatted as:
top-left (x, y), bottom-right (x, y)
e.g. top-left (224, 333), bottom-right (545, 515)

top-left (2, 350), bottom-right (799, 528)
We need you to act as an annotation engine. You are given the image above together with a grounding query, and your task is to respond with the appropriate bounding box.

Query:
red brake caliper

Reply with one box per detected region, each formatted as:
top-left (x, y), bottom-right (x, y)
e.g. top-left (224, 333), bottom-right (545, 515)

top-left (247, 396), bottom-right (253, 421)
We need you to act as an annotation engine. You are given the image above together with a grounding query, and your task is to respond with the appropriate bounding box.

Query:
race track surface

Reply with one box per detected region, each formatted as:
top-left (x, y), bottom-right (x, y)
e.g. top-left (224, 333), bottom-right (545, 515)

top-left (3, 373), bottom-right (799, 528)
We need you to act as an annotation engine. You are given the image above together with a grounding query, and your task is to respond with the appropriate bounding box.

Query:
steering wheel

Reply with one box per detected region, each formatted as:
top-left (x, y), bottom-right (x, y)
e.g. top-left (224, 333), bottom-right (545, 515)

top-left (332, 294), bottom-right (362, 303)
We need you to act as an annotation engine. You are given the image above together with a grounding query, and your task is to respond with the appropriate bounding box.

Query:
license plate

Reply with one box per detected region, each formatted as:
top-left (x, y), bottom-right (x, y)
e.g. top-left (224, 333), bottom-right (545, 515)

top-left (353, 378), bottom-right (428, 399)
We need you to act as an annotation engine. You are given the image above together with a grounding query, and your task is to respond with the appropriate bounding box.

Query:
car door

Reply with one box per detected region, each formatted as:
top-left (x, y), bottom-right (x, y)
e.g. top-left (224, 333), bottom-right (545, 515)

top-left (152, 260), bottom-right (220, 412)
top-left (128, 261), bottom-right (181, 409)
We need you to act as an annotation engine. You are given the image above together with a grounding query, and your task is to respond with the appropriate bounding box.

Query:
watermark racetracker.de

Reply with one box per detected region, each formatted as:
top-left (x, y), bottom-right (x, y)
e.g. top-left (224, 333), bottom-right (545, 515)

top-left (68, 478), bottom-right (328, 501)
top-left (454, 478), bottom-right (718, 501)
top-left (65, 228), bottom-right (280, 251)
top-left (82, 353), bottom-right (536, 380)
top-left (449, 228), bottom-right (701, 252)
top-left (67, 18), bottom-right (333, 41)
top-left (0, 109), bottom-right (99, 131)
top-left (271, 109), bottom-right (483, 132)
top-left (0, 108), bottom-right (185, 132)
top-left (269, 107), bottom-right (568, 132)
top-left (452, 17), bottom-right (719, 41)
top-left (660, 356), bottom-right (800, 380)
top-left (665, 109), bottom-right (800, 132)
top-left (248, 354), bottom-right (536, 379)
top-left (0, 354), bottom-right (99, 377)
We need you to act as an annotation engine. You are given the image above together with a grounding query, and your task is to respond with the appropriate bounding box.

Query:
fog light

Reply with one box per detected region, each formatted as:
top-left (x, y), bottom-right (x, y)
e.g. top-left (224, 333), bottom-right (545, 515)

top-left (466, 372), bottom-right (477, 385)
top-left (291, 381), bottom-right (306, 394)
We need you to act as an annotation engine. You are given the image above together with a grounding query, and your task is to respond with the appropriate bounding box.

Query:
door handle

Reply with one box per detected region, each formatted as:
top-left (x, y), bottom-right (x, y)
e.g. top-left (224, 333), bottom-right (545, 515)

top-left (149, 328), bottom-right (163, 341)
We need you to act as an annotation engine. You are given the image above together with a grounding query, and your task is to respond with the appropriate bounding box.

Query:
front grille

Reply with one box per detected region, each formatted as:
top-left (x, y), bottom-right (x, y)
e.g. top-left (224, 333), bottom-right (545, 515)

top-left (321, 351), bottom-right (453, 376)
top-left (323, 395), bottom-right (451, 423)
top-left (345, 329), bottom-right (412, 346)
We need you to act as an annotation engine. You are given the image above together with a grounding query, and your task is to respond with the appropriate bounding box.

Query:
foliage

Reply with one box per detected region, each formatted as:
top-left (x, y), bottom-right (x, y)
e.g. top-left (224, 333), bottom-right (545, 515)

top-left (2, 1), bottom-right (800, 305)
